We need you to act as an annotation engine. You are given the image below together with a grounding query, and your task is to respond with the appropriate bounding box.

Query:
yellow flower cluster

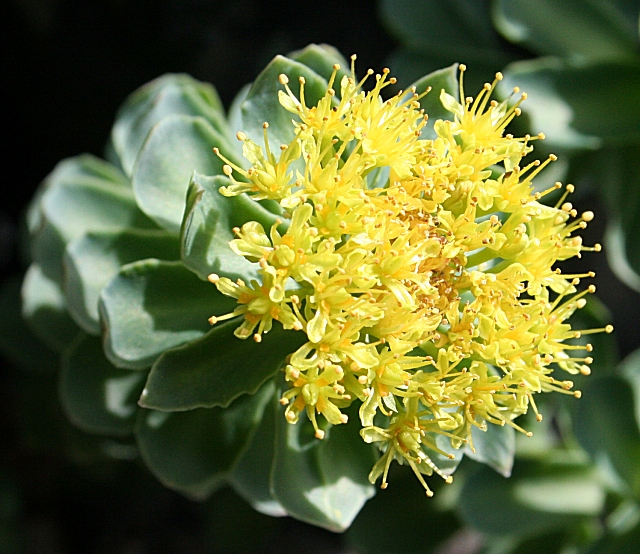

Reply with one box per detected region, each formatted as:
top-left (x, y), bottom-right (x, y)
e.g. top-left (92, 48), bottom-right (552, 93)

top-left (209, 59), bottom-right (611, 496)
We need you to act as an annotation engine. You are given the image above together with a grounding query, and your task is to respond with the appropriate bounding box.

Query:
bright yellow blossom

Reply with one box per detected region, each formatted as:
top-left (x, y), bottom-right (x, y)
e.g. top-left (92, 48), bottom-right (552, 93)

top-left (209, 59), bottom-right (612, 495)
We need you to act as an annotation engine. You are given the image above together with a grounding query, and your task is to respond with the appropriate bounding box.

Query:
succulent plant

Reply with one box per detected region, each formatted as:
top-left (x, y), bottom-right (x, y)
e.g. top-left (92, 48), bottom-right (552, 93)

top-left (20, 43), bottom-right (610, 533)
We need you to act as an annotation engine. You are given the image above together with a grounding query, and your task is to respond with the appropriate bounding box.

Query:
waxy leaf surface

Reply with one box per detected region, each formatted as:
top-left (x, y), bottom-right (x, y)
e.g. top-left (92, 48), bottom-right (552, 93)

top-left (61, 333), bottom-right (146, 436)
top-left (141, 320), bottom-right (306, 410)
top-left (100, 260), bottom-right (237, 370)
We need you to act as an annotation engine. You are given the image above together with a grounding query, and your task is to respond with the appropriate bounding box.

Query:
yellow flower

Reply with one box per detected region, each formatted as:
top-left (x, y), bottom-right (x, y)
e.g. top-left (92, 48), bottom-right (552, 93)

top-left (209, 60), bottom-right (612, 496)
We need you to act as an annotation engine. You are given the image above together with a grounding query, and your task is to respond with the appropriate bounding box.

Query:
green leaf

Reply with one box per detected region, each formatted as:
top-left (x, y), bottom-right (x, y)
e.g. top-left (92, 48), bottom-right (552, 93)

top-left (32, 155), bottom-right (154, 283)
top-left (27, 154), bottom-right (129, 235)
top-left (288, 43), bottom-right (350, 83)
top-left (140, 320), bottom-right (306, 410)
top-left (180, 173), bottom-right (283, 281)
top-left (241, 55), bottom-right (329, 147)
top-left (408, 64), bottom-right (459, 140)
top-left (60, 333), bottom-right (146, 436)
top-left (64, 229), bottom-right (180, 334)
top-left (501, 58), bottom-right (640, 148)
top-left (619, 348), bottom-right (640, 445)
top-left (132, 115), bottom-right (240, 234)
top-left (493, 0), bottom-right (640, 63)
top-left (380, 0), bottom-right (515, 92)
top-left (574, 375), bottom-right (640, 496)
top-left (227, 83), bottom-right (251, 161)
top-left (270, 402), bottom-right (377, 532)
top-left (229, 391), bottom-right (287, 517)
top-left (206, 487), bottom-right (282, 553)
top-left (569, 297), bottom-right (618, 376)
top-left (0, 276), bottom-right (57, 372)
top-left (100, 260), bottom-right (237, 370)
top-left (135, 381), bottom-right (273, 499)
top-left (598, 143), bottom-right (640, 293)
top-left (586, 520), bottom-right (640, 554)
top-left (21, 264), bottom-right (78, 352)
top-left (112, 73), bottom-right (229, 176)
top-left (465, 423), bottom-right (516, 478)
top-left (386, 48), bottom-right (512, 106)
top-left (346, 467), bottom-right (460, 554)
top-left (458, 459), bottom-right (605, 536)
top-left (380, 0), bottom-right (501, 54)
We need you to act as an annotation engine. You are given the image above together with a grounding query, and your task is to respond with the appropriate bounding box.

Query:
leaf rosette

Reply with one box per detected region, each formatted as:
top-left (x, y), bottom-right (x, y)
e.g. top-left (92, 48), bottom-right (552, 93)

top-left (19, 43), bottom-right (609, 531)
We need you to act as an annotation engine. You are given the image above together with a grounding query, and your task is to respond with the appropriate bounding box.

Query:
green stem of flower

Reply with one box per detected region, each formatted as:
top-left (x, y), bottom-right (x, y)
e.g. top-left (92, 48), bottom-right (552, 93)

top-left (485, 258), bottom-right (512, 274)
top-left (465, 247), bottom-right (498, 269)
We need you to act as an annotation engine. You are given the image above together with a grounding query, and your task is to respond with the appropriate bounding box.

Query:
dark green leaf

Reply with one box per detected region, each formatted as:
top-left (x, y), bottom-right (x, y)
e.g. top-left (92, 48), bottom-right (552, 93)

top-left (574, 375), bottom-right (640, 496)
top-left (458, 459), bottom-right (605, 536)
top-left (619, 348), bottom-right (640, 442)
top-left (465, 423), bottom-right (516, 478)
top-left (408, 64), bottom-right (459, 140)
top-left (100, 260), bottom-right (237, 370)
top-left (180, 173), bottom-right (283, 281)
top-left (570, 297), bottom-right (619, 376)
top-left (288, 43), bottom-right (349, 83)
top-left (380, 0), bottom-right (501, 53)
top-left (135, 381), bottom-right (273, 499)
top-left (380, 0), bottom-right (515, 92)
top-left (229, 391), bottom-right (287, 517)
top-left (599, 144), bottom-right (640, 292)
top-left (586, 520), bottom-right (640, 554)
top-left (21, 264), bottom-right (78, 352)
top-left (386, 48), bottom-right (512, 102)
top-left (0, 276), bottom-right (57, 372)
top-left (346, 466), bottom-right (460, 554)
top-left (206, 487), bottom-right (282, 552)
top-left (112, 73), bottom-right (229, 176)
top-left (132, 115), bottom-right (240, 234)
top-left (64, 229), bottom-right (180, 334)
top-left (60, 333), bottom-right (146, 436)
top-left (241, 55), bottom-right (328, 147)
top-left (501, 58), bottom-right (640, 148)
top-left (493, 0), bottom-right (640, 63)
top-left (140, 320), bottom-right (306, 410)
top-left (270, 402), bottom-right (377, 532)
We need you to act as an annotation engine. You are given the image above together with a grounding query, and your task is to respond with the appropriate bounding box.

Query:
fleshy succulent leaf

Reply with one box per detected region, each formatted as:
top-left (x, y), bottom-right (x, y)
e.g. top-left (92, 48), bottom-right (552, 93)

top-left (493, 0), bottom-right (640, 63)
top-left (135, 381), bottom-right (273, 500)
top-left (140, 320), bottom-right (306, 411)
top-left (288, 43), bottom-right (350, 83)
top-left (458, 458), bottom-right (605, 536)
top-left (229, 390), bottom-right (287, 517)
top-left (407, 64), bottom-right (459, 139)
top-left (100, 260), bottom-right (237, 370)
top-left (131, 114), bottom-right (241, 234)
top-left (270, 401), bottom-right (377, 532)
top-left (64, 229), bottom-right (181, 334)
top-left (60, 333), bottom-right (146, 436)
top-left (500, 58), bottom-right (640, 148)
top-left (464, 423), bottom-right (516, 478)
top-left (0, 277), bottom-right (58, 371)
top-left (181, 173), bottom-right (284, 281)
top-left (574, 375), bottom-right (640, 496)
top-left (21, 264), bottom-right (79, 352)
top-left (240, 55), bottom-right (329, 147)
top-left (112, 73), bottom-right (229, 176)
top-left (32, 155), bottom-right (155, 283)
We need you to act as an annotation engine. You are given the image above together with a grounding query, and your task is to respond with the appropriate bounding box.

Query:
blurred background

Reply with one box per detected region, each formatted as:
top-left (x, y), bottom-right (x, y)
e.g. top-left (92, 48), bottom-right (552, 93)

top-left (2, 1), bottom-right (640, 553)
